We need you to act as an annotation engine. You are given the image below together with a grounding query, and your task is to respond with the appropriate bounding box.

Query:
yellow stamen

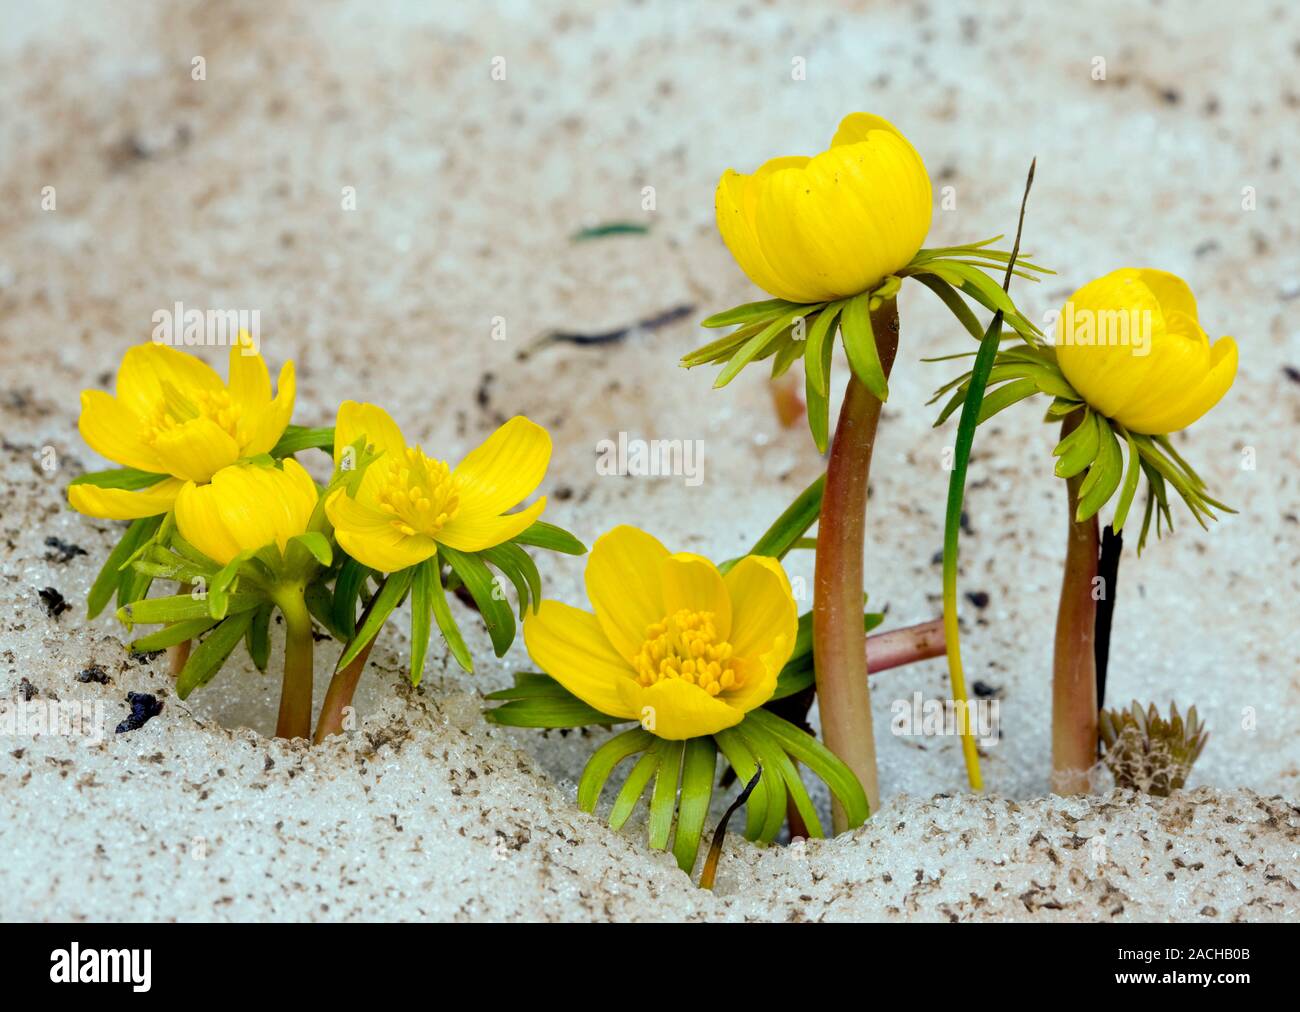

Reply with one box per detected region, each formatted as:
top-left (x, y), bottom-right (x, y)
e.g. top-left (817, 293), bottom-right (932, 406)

top-left (633, 609), bottom-right (740, 697)
top-left (372, 444), bottom-right (460, 539)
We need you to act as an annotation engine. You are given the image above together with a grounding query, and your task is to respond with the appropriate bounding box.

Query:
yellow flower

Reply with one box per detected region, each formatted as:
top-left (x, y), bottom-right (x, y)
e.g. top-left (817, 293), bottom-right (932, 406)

top-left (174, 459), bottom-right (318, 567)
top-left (68, 337), bottom-right (295, 520)
top-left (523, 526), bottom-right (798, 740)
top-left (1054, 268), bottom-right (1238, 435)
top-left (714, 112), bottom-right (932, 304)
top-left (325, 402), bottom-right (550, 573)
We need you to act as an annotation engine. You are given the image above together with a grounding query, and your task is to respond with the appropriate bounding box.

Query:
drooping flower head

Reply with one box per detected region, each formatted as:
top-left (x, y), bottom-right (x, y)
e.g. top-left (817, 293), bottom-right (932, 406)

top-left (68, 335), bottom-right (295, 519)
top-left (174, 459), bottom-right (318, 567)
top-left (1054, 268), bottom-right (1237, 434)
top-left (715, 112), bottom-right (932, 304)
top-left (325, 402), bottom-right (550, 573)
top-left (523, 526), bottom-right (798, 740)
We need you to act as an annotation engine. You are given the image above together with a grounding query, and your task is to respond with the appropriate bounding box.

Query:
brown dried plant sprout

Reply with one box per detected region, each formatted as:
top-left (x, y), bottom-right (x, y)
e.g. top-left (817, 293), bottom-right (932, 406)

top-left (1099, 701), bottom-right (1209, 797)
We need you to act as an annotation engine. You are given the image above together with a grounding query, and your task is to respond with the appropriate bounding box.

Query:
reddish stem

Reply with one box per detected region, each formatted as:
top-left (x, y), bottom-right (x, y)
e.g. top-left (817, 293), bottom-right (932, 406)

top-left (1052, 412), bottom-right (1100, 794)
top-left (812, 298), bottom-right (900, 827)
top-left (313, 640), bottom-right (375, 744)
top-left (866, 618), bottom-right (945, 673)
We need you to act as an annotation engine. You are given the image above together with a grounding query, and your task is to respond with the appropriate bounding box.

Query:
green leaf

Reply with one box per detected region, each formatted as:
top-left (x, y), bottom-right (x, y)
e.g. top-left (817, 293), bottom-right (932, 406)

top-left (129, 615), bottom-right (219, 652)
top-left (483, 671), bottom-right (572, 700)
top-left (1053, 408), bottom-right (1100, 478)
top-left (69, 467), bottom-right (168, 491)
top-left (700, 297), bottom-right (795, 329)
top-left (118, 591), bottom-right (261, 627)
top-left (1077, 417), bottom-right (1123, 522)
top-left (269, 425), bottom-right (335, 458)
top-left (304, 578), bottom-right (349, 642)
top-left (512, 520), bottom-right (587, 556)
top-left (712, 727), bottom-right (768, 842)
top-left (745, 708), bottom-right (870, 827)
top-left (742, 719), bottom-right (823, 839)
top-left (913, 272), bottom-right (985, 342)
top-left (577, 728), bottom-right (655, 812)
top-left (608, 746), bottom-right (660, 831)
top-left (839, 291), bottom-right (888, 400)
top-left (723, 474), bottom-right (824, 571)
top-left (648, 740), bottom-right (684, 851)
top-left (336, 567), bottom-right (413, 670)
top-left (481, 542), bottom-right (540, 619)
top-left (770, 659), bottom-right (815, 701)
top-left (672, 737), bottom-right (717, 871)
top-left (428, 564), bottom-right (473, 673)
top-left (484, 696), bottom-right (618, 728)
top-left (287, 532), bottom-right (332, 570)
top-left (735, 720), bottom-right (790, 844)
top-left (681, 317), bottom-right (770, 367)
top-left (977, 377), bottom-right (1041, 424)
top-left (803, 301), bottom-right (845, 397)
top-left (714, 307), bottom-right (813, 389)
top-left (176, 610), bottom-right (255, 700)
top-left (409, 559), bottom-right (435, 686)
top-left (805, 344), bottom-right (833, 453)
top-left (769, 334), bottom-right (804, 379)
top-left (441, 545), bottom-right (516, 657)
top-left (1112, 427), bottom-right (1143, 533)
top-left (87, 516), bottom-right (162, 619)
top-left (246, 602), bottom-right (272, 671)
top-left (332, 557), bottom-right (371, 638)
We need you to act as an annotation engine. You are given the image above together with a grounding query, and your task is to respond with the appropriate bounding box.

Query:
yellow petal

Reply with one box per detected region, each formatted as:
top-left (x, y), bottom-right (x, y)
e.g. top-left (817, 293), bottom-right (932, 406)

top-left (1055, 268), bottom-right (1237, 435)
top-left (77, 390), bottom-right (162, 473)
top-left (616, 676), bottom-right (744, 740)
top-left (326, 488), bottom-right (437, 572)
top-left (584, 525), bottom-right (669, 662)
top-left (333, 401), bottom-right (406, 466)
top-left (659, 553), bottom-right (731, 641)
top-left (722, 555), bottom-right (798, 662)
top-left (205, 465), bottom-right (282, 558)
top-left (174, 480), bottom-right (243, 566)
top-left (523, 601), bottom-right (639, 721)
top-left (436, 496), bottom-right (546, 553)
top-left (1125, 335), bottom-right (1238, 434)
top-left (68, 477), bottom-right (184, 520)
top-left (830, 111), bottom-right (911, 147)
top-left (149, 417), bottom-right (242, 483)
top-left (115, 344), bottom-right (223, 418)
top-left (715, 162), bottom-right (810, 303)
top-left (754, 131), bottom-right (931, 302)
top-left (241, 359), bottom-right (296, 457)
top-left (453, 415), bottom-right (551, 516)
top-left (225, 340), bottom-right (272, 419)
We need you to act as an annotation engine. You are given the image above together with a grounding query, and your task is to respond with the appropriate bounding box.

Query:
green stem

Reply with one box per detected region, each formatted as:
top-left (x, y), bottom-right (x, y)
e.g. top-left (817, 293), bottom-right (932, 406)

top-left (274, 588), bottom-right (315, 740)
top-left (1052, 412), bottom-right (1099, 794)
top-left (813, 297), bottom-right (899, 827)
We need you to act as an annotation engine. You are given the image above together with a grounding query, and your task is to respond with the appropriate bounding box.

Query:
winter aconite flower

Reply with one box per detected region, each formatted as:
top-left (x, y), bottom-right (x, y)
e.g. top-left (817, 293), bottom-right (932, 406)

top-left (1054, 268), bottom-right (1237, 435)
top-left (325, 401), bottom-right (550, 573)
top-left (174, 459), bottom-right (318, 567)
top-left (523, 525), bottom-right (798, 740)
top-left (715, 112), bottom-right (932, 304)
top-left (68, 337), bottom-right (295, 520)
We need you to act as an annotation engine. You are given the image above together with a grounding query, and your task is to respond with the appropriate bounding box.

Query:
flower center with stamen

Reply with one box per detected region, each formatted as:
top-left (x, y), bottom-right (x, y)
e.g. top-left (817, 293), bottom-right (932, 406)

top-left (633, 609), bottom-right (740, 697)
top-left (373, 445), bottom-right (460, 538)
top-left (144, 386), bottom-right (245, 446)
